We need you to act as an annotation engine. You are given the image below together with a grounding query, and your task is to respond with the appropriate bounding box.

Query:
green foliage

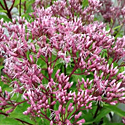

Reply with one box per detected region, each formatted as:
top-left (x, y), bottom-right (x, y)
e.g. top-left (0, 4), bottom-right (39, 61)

top-left (102, 123), bottom-right (124, 125)
top-left (82, 0), bottom-right (89, 9)
top-left (94, 108), bottom-right (111, 122)
top-left (22, 0), bottom-right (35, 20)
top-left (0, 15), bottom-right (11, 22)
top-left (104, 104), bottom-right (125, 117)
top-left (0, 115), bottom-right (22, 125)
top-left (40, 118), bottom-right (50, 125)
top-left (10, 103), bottom-right (35, 125)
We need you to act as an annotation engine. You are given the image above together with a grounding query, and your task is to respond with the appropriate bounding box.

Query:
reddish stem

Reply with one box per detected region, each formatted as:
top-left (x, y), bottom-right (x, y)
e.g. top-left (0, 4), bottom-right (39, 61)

top-left (9, 0), bottom-right (15, 11)
top-left (0, 2), bottom-right (5, 9)
top-left (68, 66), bottom-right (77, 78)
top-left (19, 0), bottom-right (21, 16)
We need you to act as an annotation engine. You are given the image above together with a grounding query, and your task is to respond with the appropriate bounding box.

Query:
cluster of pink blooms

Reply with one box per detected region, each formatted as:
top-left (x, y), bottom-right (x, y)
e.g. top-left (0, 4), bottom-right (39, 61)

top-left (0, 0), bottom-right (125, 124)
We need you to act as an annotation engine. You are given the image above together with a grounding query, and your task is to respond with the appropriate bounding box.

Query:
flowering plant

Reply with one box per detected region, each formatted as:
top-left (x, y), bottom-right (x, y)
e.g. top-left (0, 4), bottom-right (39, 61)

top-left (0, 0), bottom-right (125, 124)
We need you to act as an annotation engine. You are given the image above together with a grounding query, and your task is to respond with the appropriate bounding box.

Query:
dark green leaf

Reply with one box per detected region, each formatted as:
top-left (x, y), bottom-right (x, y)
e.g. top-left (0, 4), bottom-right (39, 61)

top-left (94, 108), bottom-right (111, 122)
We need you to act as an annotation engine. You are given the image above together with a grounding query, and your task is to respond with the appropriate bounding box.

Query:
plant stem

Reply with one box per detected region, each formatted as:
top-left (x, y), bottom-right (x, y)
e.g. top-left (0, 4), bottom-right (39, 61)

top-left (92, 102), bottom-right (102, 125)
top-left (68, 66), bottom-right (77, 78)
top-left (93, 102), bottom-right (101, 119)
top-left (3, 0), bottom-right (12, 19)
top-left (15, 118), bottom-right (33, 125)
top-left (9, 0), bottom-right (15, 11)
top-left (64, 64), bottom-right (66, 75)
top-left (3, 0), bottom-right (9, 11)
top-left (19, 0), bottom-right (21, 16)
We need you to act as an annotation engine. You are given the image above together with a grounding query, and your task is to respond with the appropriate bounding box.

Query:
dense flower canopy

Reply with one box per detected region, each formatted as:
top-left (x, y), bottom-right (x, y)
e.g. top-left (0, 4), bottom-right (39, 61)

top-left (0, 0), bottom-right (125, 124)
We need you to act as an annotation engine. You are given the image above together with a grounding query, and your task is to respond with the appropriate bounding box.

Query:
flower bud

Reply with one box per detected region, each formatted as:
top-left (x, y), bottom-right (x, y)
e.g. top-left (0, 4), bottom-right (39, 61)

top-left (77, 119), bottom-right (85, 124)
top-left (75, 112), bottom-right (82, 119)
top-left (29, 55), bottom-right (34, 63)
top-left (6, 108), bottom-right (14, 114)
top-left (50, 121), bottom-right (53, 125)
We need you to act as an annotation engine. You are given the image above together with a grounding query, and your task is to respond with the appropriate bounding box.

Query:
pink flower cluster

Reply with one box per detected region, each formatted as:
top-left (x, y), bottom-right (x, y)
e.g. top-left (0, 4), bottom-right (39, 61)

top-left (0, 0), bottom-right (125, 124)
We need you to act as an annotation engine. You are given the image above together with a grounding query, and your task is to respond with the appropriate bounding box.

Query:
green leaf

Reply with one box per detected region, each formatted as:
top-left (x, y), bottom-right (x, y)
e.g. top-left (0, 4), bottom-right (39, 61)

top-left (10, 103), bottom-right (36, 124)
top-left (0, 9), bottom-right (7, 13)
top-left (0, 15), bottom-right (11, 22)
top-left (102, 123), bottom-right (124, 125)
top-left (106, 24), bottom-right (110, 31)
top-left (94, 108), bottom-right (111, 122)
top-left (26, 51), bottom-right (30, 61)
top-left (25, 0), bottom-right (34, 13)
top-left (83, 112), bottom-right (94, 123)
top-left (14, 0), bottom-right (26, 7)
top-left (111, 18), bottom-right (113, 24)
top-left (0, 65), bottom-right (4, 76)
top-left (100, 49), bottom-right (108, 58)
top-left (37, 57), bottom-right (47, 69)
top-left (54, 101), bottom-right (60, 110)
top-left (113, 25), bottom-right (122, 30)
top-left (84, 121), bottom-right (95, 125)
top-left (0, 83), bottom-right (12, 92)
top-left (0, 65), bottom-right (4, 70)
top-left (82, 0), bottom-right (88, 9)
top-left (0, 115), bottom-right (22, 125)
top-left (39, 118), bottom-right (50, 125)
top-left (13, 0), bottom-right (20, 6)
top-left (0, 1), bottom-right (5, 8)
top-left (104, 104), bottom-right (125, 117)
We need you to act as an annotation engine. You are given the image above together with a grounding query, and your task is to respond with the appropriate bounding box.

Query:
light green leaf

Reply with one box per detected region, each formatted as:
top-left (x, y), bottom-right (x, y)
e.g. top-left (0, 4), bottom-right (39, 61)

top-left (0, 115), bottom-right (22, 125)
top-left (0, 65), bottom-right (4, 70)
top-left (113, 25), bottom-right (122, 30)
top-left (14, 0), bottom-right (20, 7)
top-left (0, 15), bottom-right (11, 22)
top-left (0, 9), bottom-right (7, 13)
